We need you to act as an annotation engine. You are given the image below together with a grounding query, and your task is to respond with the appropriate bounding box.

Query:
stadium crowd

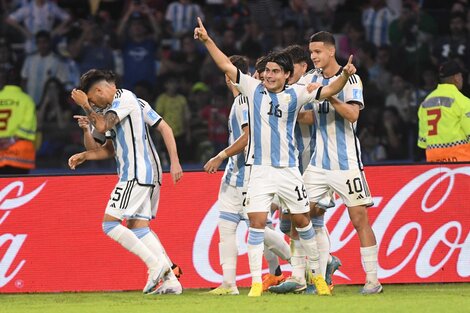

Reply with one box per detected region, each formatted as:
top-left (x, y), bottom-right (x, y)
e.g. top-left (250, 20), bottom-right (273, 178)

top-left (0, 0), bottom-right (468, 171)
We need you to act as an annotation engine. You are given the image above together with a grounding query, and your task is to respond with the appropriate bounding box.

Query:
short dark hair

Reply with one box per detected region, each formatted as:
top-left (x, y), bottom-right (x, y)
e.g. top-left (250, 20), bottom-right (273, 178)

top-left (35, 30), bottom-right (51, 41)
top-left (229, 55), bottom-right (249, 74)
top-left (309, 31), bottom-right (336, 46)
top-left (79, 69), bottom-right (111, 93)
top-left (255, 55), bottom-right (268, 74)
top-left (264, 50), bottom-right (293, 76)
top-left (283, 45), bottom-right (310, 65)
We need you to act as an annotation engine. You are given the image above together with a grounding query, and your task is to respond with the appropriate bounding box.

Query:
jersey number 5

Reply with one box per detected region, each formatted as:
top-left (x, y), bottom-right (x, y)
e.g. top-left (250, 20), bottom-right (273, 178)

top-left (427, 108), bottom-right (441, 136)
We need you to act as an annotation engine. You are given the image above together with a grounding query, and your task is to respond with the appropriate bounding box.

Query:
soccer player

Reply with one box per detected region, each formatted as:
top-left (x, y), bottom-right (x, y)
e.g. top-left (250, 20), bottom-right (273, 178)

top-left (204, 55), bottom-right (291, 295)
top-left (68, 69), bottom-right (183, 295)
top-left (194, 17), bottom-right (356, 296)
top-left (270, 45), bottom-right (340, 294)
top-left (299, 31), bottom-right (382, 294)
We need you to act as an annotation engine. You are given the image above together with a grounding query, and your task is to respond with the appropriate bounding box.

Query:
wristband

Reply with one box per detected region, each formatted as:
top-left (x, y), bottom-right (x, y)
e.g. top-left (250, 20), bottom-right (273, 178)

top-left (217, 151), bottom-right (228, 160)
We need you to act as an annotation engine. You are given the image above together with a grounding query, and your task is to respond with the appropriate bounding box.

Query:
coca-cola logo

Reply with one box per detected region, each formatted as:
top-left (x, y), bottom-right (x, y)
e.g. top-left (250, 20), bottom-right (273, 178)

top-left (0, 181), bottom-right (47, 288)
top-left (193, 167), bottom-right (470, 283)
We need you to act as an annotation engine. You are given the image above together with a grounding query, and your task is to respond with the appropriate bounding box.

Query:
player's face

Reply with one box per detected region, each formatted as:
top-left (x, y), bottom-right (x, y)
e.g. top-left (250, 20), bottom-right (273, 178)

top-left (264, 62), bottom-right (289, 92)
top-left (289, 62), bottom-right (307, 84)
top-left (309, 42), bottom-right (334, 69)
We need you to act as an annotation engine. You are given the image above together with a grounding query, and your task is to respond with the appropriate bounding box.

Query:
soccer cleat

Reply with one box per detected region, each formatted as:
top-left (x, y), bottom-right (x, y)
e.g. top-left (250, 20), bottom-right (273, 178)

top-left (149, 279), bottom-right (182, 295)
top-left (143, 263), bottom-right (170, 294)
top-left (248, 282), bottom-right (263, 297)
top-left (310, 273), bottom-right (331, 296)
top-left (207, 285), bottom-right (239, 295)
top-left (268, 276), bottom-right (306, 294)
top-left (172, 263), bottom-right (183, 279)
top-left (325, 255), bottom-right (342, 286)
top-left (360, 281), bottom-right (383, 295)
top-left (262, 273), bottom-right (286, 291)
top-left (305, 283), bottom-right (317, 295)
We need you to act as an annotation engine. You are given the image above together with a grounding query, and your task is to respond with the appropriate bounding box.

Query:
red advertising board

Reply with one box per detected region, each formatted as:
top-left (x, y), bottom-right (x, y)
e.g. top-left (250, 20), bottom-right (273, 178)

top-left (0, 163), bottom-right (469, 293)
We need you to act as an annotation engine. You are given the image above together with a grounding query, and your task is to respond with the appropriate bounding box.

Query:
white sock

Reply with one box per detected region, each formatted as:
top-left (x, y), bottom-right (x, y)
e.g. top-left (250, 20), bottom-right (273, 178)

top-left (140, 231), bottom-right (176, 280)
top-left (315, 227), bottom-right (330, 278)
top-left (296, 223), bottom-right (320, 274)
top-left (360, 244), bottom-right (379, 283)
top-left (290, 239), bottom-right (306, 282)
top-left (264, 248), bottom-right (279, 275)
top-left (218, 219), bottom-right (239, 287)
top-left (105, 223), bottom-right (158, 269)
top-left (247, 227), bottom-right (265, 283)
top-left (264, 226), bottom-right (291, 261)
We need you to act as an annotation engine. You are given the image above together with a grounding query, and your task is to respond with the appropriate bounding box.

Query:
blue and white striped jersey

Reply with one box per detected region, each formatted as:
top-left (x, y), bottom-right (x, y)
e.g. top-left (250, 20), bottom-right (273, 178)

top-left (303, 69), bottom-right (365, 170)
top-left (222, 94), bottom-right (250, 187)
top-left (362, 6), bottom-right (398, 47)
top-left (234, 71), bottom-right (321, 167)
top-left (104, 90), bottom-right (157, 185)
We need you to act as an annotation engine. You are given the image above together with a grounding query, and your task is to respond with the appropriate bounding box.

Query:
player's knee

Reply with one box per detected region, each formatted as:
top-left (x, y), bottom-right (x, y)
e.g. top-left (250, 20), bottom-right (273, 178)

top-left (102, 221), bottom-right (120, 234)
top-left (279, 218), bottom-right (292, 235)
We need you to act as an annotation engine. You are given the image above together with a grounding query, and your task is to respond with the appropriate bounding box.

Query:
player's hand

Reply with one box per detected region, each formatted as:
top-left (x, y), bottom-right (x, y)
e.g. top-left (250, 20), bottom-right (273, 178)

top-left (307, 82), bottom-right (322, 93)
top-left (204, 156), bottom-right (223, 174)
top-left (342, 55), bottom-right (356, 77)
top-left (73, 115), bottom-right (90, 130)
top-left (170, 162), bottom-right (183, 184)
top-left (71, 89), bottom-right (90, 108)
top-left (68, 152), bottom-right (87, 170)
top-left (193, 17), bottom-right (209, 42)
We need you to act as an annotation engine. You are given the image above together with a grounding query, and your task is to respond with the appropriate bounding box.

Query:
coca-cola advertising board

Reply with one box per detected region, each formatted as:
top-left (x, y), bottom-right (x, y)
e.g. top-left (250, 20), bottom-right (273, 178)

top-left (0, 163), bottom-right (469, 293)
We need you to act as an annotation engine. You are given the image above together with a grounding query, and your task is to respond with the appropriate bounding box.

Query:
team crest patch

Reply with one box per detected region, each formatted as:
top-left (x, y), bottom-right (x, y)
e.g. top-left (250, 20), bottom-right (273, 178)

top-left (352, 89), bottom-right (363, 101)
top-left (111, 100), bottom-right (120, 109)
top-left (281, 93), bottom-right (291, 104)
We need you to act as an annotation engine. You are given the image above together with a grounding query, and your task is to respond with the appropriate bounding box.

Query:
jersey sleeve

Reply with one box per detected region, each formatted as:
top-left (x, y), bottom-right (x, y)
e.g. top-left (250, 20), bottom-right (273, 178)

top-left (140, 99), bottom-right (163, 128)
top-left (295, 84), bottom-right (322, 107)
top-left (236, 95), bottom-right (249, 128)
top-left (107, 90), bottom-right (137, 122)
top-left (417, 106), bottom-right (428, 148)
top-left (91, 126), bottom-right (106, 144)
top-left (342, 74), bottom-right (364, 108)
top-left (233, 70), bottom-right (262, 99)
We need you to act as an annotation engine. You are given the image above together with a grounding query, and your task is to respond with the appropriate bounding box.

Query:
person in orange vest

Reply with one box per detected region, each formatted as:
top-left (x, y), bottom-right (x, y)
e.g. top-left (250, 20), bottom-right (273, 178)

top-left (0, 69), bottom-right (36, 174)
top-left (417, 60), bottom-right (470, 162)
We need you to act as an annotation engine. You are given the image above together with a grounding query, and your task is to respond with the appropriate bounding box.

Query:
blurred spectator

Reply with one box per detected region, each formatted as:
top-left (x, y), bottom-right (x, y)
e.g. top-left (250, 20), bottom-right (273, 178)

top-left (417, 60), bottom-right (470, 162)
top-left (200, 85), bottom-right (229, 153)
top-left (362, 0), bottom-right (398, 47)
top-left (165, 0), bottom-right (204, 40)
top-left (68, 20), bottom-right (115, 75)
top-left (5, 0), bottom-right (71, 53)
top-left (160, 33), bottom-right (205, 83)
top-left (117, 1), bottom-right (160, 90)
top-left (155, 75), bottom-right (190, 162)
top-left (239, 20), bottom-right (267, 61)
top-left (385, 74), bottom-right (416, 125)
top-left (432, 12), bottom-right (469, 70)
top-left (280, 0), bottom-right (315, 35)
top-left (381, 106), bottom-right (409, 160)
top-left (0, 69), bottom-right (36, 174)
top-left (337, 21), bottom-right (365, 62)
top-left (21, 31), bottom-right (69, 105)
top-left (0, 39), bottom-right (19, 89)
top-left (208, 0), bottom-right (249, 34)
top-left (359, 127), bottom-right (387, 164)
top-left (357, 42), bottom-right (392, 93)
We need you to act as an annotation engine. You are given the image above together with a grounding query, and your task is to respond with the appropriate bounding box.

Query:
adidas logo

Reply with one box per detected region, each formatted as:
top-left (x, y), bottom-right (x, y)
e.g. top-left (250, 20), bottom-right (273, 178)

top-left (356, 194), bottom-right (364, 200)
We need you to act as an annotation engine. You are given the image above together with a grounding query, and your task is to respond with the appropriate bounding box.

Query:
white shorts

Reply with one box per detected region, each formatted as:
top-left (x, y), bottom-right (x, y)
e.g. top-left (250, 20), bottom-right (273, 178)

top-left (218, 181), bottom-right (248, 219)
top-left (303, 165), bottom-right (373, 208)
top-left (245, 165), bottom-right (310, 215)
top-left (105, 180), bottom-right (160, 220)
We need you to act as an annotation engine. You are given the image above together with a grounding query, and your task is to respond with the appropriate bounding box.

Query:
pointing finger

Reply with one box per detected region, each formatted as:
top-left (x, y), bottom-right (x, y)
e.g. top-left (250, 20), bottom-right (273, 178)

top-left (347, 54), bottom-right (353, 65)
top-left (197, 17), bottom-right (204, 29)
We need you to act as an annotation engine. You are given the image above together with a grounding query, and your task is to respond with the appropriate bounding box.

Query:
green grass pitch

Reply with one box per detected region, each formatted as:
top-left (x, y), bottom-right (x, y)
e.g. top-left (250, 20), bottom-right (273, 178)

top-left (2, 284), bottom-right (470, 313)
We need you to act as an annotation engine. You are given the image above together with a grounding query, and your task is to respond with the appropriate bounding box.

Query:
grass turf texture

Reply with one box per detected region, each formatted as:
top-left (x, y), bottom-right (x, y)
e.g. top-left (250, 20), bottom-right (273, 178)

top-left (2, 284), bottom-right (470, 313)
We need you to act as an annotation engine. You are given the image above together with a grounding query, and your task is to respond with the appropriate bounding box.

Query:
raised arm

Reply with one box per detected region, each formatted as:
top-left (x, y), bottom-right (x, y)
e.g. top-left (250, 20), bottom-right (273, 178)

top-left (71, 89), bottom-right (120, 133)
top-left (194, 17), bottom-right (238, 83)
top-left (317, 55), bottom-right (356, 100)
top-left (156, 120), bottom-right (183, 184)
top-left (74, 115), bottom-right (102, 150)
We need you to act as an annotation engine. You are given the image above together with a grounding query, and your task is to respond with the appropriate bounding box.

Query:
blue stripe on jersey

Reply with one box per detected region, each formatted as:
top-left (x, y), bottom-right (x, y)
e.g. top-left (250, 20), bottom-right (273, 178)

top-left (295, 123), bottom-right (304, 172)
top-left (309, 75), bottom-right (319, 167)
top-left (253, 85), bottom-right (264, 165)
top-left (285, 89), bottom-right (298, 167)
top-left (267, 92), bottom-right (281, 166)
top-left (136, 96), bottom-right (154, 184)
top-left (381, 10), bottom-right (388, 45)
top-left (116, 123), bottom-right (129, 181)
top-left (320, 77), bottom-right (330, 170)
top-left (368, 11), bottom-right (377, 44)
top-left (335, 90), bottom-right (349, 170)
top-left (235, 153), bottom-right (245, 186)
